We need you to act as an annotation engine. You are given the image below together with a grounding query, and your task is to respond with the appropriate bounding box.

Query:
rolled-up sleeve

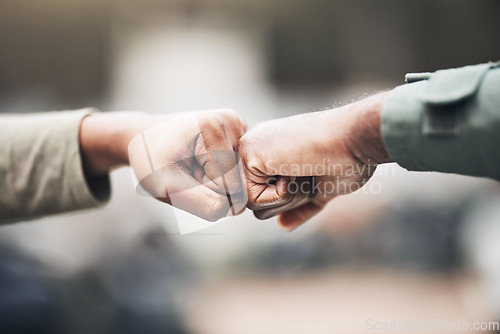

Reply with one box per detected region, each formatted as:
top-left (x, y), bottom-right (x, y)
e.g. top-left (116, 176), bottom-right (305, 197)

top-left (0, 109), bottom-right (110, 222)
top-left (381, 62), bottom-right (500, 181)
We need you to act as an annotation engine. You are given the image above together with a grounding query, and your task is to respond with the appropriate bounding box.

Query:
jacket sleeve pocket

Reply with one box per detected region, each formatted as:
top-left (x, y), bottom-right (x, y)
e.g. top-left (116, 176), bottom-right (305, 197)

top-left (418, 62), bottom-right (499, 106)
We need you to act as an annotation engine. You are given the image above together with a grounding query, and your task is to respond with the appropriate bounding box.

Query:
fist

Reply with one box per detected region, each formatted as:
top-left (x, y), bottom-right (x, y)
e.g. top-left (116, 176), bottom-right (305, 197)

top-left (238, 103), bottom-right (384, 230)
top-left (128, 109), bottom-right (248, 221)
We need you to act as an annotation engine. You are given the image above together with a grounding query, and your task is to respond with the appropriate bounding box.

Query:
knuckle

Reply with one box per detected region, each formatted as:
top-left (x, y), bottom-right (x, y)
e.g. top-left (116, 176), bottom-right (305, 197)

top-left (218, 108), bottom-right (238, 121)
top-left (219, 108), bottom-right (237, 116)
top-left (237, 135), bottom-right (253, 158)
top-left (207, 115), bottom-right (226, 138)
top-left (217, 108), bottom-right (242, 129)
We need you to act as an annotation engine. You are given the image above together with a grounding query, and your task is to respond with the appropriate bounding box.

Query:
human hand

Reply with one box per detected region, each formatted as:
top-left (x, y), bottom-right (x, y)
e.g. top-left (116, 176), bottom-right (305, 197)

top-left (80, 109), bottom-right (247, 221)
top-left (238, 92), bottom-right (392, 231)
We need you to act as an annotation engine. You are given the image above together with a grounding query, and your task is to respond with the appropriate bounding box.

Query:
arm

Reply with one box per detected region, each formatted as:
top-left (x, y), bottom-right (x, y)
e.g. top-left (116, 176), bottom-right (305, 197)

top-left (0, 109), bottom-right (111, 222)
top-left (0, 109), bottom-right (246, 222)
top-left (239, 93), bottom-right (392, 231)
top-left (239, 62), bottom-right (500, 231)
top-left (382, 62), bottom-right (500, 180)
top-left (81, 109), bottom-right (248, 221)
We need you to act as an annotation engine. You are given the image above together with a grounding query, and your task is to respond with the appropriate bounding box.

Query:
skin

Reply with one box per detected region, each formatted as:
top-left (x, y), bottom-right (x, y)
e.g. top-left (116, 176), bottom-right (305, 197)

top-left (238, 92), bottom-right (393, 231)
top-left (79, 92), bottom-right (392, 227)
top-left (79, 109), bottom-right (247, 221)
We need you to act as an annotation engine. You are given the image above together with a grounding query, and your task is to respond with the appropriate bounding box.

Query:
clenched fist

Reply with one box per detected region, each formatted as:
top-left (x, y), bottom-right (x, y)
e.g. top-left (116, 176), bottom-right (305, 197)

top-left (238, 93), bottom-right (392, 231)
top-left (81, 109), bottom-right (247, 221)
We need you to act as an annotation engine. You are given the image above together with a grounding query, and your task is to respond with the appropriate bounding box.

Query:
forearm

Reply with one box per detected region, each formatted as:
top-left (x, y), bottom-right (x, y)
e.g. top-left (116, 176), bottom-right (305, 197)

top-left (240, 92), bottom-right (393, 179)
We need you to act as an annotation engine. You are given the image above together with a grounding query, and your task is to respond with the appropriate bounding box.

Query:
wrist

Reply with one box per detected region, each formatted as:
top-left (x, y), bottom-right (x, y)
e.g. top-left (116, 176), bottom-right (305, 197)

top-left (344, 92), bottom-right (393, 165)
top-left (79, 112), bottom-right (145, 177)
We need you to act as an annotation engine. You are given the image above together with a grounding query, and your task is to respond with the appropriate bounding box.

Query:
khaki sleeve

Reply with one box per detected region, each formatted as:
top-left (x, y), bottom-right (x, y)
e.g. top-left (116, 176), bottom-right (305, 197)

top-left (381, 62), bottom-right (500, 181)
top-left (0, 109), bottom-right (111, 223)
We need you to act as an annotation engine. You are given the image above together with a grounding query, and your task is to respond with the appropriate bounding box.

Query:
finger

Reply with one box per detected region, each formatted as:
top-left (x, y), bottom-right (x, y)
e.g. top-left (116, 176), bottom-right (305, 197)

top-left (136, 166), bottom-right (247, 218)
top-left (253, 195), bottom-right (309, 220)
top-left (198, 109), bottom-right (245, 148)
top-left (195, 112), bottom-right (242, 195)
top-left (238, 114), bottom-right (248, 136)
top-left (245, 175), bottom-right (294, 211)
top-left (158, 166), bottom-right (233, 222)
top-left (248, 175), bottom-right (315, 213)
top-left (277, 201), bottom-right (325, 231)
top-left (170, 184), bottom-right (231, 222)
top-left (225, 190), bottom-right (248, 216)
top-left (252, 176), bottom-right (315, 219)
top-left (253, 192), bottom-right (310, 220)
top-left (216, 109), bottom-right (247, 144)
top-left (229, 158), bottom-right (248, 216)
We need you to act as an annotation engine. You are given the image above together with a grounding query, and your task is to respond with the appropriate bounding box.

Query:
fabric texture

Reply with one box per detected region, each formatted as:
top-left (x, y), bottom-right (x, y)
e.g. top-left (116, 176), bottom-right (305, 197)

top-left (0, 109), bottom-right (110, 223)
top-left (382, 62), bottom-right (500, 181)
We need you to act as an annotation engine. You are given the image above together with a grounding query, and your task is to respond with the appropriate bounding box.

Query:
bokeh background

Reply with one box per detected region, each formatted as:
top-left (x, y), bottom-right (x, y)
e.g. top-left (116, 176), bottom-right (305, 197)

top-left (1, 0), bottom-right (500, 333)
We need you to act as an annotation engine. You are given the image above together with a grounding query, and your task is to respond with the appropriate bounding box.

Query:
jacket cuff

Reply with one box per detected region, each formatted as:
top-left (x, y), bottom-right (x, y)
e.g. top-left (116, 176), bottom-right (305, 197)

top-left (381, 62), bottom-right (500, 180)
top-left (381, 80), bottom-right (428, 171)
top-left (0, 109), bottom-right (111, 222)
top-left (69, 109), bottom-right (111, 209)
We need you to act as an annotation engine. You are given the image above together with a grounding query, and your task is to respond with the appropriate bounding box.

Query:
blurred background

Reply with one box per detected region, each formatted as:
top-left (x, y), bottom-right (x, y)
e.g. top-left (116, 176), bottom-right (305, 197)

top-left (1, 0), bottom-right (500, 333)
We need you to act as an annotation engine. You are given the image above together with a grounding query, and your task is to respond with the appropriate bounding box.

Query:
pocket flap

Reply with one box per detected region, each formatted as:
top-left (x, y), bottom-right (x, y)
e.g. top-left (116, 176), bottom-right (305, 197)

top-left (418, 62), bottom-right (497, 106)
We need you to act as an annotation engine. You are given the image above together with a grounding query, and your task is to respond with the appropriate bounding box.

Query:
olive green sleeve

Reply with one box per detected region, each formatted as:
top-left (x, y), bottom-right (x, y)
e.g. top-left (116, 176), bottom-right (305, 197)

top-left (0, 109), bottom-right (111, 223)
top-left (381, 62), bottom-right (500, 181)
